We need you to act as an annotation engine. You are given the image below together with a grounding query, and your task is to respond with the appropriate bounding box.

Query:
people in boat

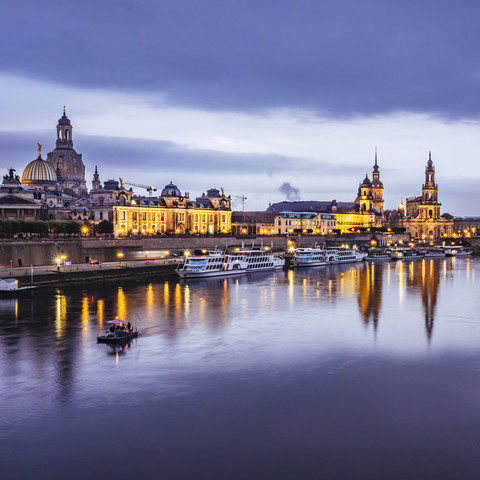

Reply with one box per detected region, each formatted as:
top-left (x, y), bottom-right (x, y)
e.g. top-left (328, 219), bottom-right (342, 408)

top-left (127, 322), bottom-right (132, 332)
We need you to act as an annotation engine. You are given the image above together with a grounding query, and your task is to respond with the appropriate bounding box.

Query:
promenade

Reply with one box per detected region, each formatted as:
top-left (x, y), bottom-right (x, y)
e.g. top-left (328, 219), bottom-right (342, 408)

top-left (0, 258), bottom-right (182, 287)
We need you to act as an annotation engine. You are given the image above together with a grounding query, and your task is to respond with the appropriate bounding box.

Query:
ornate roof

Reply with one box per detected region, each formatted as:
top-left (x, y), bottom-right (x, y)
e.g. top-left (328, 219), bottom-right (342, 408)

top-left (22, 156), bottom-right (58, 186)
top-left (161, 182), bottom-right (182, 197)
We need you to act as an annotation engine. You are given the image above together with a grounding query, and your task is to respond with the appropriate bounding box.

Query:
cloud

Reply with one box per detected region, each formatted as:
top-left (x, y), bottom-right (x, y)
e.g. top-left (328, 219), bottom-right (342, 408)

top-left (279, 182), bottom-right (301, 201)
top-left (1, 1), bottom-right (480, 119)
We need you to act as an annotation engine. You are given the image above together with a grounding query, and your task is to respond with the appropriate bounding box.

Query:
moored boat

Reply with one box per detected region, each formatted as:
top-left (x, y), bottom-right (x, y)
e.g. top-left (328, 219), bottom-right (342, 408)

top-left (390, 248), bottom-right (424, 260)
top-left (444, 246), bottom-right (473, 257)
top-left (290, 246), bottom-right (364, 267)
top-left (365, 249), bottom-right (391, 261)
top-left (290, 247), bottom-right (328, 267)
top-left (233, 249), bottom-right (285, 272)
top-left (177, 250), bottom-right (248, 279)
top-left (423, 248), bottom-right (446, 258)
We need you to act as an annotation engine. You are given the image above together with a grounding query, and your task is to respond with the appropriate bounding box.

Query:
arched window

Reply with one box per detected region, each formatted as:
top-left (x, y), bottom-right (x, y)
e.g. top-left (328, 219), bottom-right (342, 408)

top-left (429, 209), bottom-right (433, 217)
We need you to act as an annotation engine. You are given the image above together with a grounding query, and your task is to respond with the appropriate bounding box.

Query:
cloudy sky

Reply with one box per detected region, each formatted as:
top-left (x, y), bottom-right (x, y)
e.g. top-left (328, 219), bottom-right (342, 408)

top-left (1, 0), bottom-right (479, 215)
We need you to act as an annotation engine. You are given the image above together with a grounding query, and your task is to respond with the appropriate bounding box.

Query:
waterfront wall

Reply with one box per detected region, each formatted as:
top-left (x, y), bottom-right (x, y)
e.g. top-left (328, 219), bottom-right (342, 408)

top-left (0, 232), bottom-right (450, 267)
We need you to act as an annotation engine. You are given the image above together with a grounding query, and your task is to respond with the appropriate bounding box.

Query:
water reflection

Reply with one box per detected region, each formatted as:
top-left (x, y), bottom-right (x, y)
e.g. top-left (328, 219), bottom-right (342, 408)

top-left (0, 258), bottom-right (476, 423)
top-left (357, 262), bottom-right (383, 330)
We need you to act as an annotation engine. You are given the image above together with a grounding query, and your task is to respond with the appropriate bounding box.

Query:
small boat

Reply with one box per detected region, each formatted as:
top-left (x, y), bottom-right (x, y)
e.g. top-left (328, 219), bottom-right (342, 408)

top-left (444, 246), bottom-right (473, 257)
top-left (365, 249), bottom-right (391, 261)
top-left (97, 319), bottom-right (138, 343)
top-left (0, 278), bottom-right (36, 296)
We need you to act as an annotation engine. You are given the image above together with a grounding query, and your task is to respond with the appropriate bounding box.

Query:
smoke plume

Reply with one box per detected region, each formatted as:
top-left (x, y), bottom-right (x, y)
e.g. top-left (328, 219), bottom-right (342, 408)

top-left (279, 182), bottom-right (301, 201)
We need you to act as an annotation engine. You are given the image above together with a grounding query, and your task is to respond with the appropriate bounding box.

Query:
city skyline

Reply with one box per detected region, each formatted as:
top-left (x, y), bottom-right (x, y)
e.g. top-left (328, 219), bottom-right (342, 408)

top-left (1, 1), bottom-right (479, 215)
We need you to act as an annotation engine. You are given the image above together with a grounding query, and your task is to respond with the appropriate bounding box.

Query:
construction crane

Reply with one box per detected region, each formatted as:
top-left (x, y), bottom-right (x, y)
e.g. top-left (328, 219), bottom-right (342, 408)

top-left (120, 178), bottom-right (158, 196)
top-left (232, 194), bottom-right (247, 212)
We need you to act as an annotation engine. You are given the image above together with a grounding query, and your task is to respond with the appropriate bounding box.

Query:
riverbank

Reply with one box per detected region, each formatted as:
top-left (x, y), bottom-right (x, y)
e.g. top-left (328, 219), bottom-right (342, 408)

top-left (0, 259), bottom-right (181, 288)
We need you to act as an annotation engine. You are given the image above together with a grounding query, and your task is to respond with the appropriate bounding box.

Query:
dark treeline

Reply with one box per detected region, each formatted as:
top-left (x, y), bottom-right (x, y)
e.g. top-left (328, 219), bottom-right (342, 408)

top-left (0, 220), bottom-right (118, 237)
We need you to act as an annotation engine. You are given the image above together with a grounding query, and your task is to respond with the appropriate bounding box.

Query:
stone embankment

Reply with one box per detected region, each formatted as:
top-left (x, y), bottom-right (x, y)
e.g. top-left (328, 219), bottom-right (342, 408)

top-left (0, 259), bottom-right (181, 288)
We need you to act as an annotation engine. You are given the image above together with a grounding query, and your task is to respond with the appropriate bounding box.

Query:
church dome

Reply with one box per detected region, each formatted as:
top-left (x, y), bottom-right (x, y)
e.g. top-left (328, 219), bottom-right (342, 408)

top-left (58, 112), bottom-right (71, 126)
top-left (161, 182), bottom-right (181, 197)
top-left (361, 175), bottom-right (371, 186)
top-left (22, 156), bottom-right (58, 186)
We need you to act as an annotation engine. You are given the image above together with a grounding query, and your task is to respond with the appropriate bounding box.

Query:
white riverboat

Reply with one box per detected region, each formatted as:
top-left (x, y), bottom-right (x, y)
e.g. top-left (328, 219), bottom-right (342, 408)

top-left (290, 247), bottom-right (328, 267)
top-left (423, 248), bottom-right (446, 258)
top-left (290, 247), bottom-right (364, 267)
top-left (444, 246), bottom-right (473, 257)
top-left (365, 249), bottom-right (391, 261)
top-left (177, 251), bottom-right (248, 279)
top-left (234, 249), bottom-right (285, 272)
top-left (326, 247), bottom-right (366, 263)
top-left (390, 248), bottom-right (424, 260)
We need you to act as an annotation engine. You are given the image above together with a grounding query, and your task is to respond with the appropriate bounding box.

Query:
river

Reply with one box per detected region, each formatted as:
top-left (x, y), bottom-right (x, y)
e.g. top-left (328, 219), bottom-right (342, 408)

top-left (1, 257), bottom-right (480, 479)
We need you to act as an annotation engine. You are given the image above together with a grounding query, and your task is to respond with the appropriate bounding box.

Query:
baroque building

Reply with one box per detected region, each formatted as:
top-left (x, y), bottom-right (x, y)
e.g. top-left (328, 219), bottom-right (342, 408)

top-left (89, 170), bottom-right (233, 235)
top-left (46, 108), bottom-right (87, 197)
top-left (388, 153), bottom-right (454, 240)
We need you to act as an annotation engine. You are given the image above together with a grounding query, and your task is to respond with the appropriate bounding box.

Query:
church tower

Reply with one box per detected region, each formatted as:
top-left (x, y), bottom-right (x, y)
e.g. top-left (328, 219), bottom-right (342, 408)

top-left (46, 108), bottom-right (87, 197)
top-left (371, 147), bottom-right (384, 216)
top-left (91, 165), bottom-right (102, 191)
top-left (358, 174), bottom-right (373, 212)
top-left (419, 151), bottom-right (441, 220)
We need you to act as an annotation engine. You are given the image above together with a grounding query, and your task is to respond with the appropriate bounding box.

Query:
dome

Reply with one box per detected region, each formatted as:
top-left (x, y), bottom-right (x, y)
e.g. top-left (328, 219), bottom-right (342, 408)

top-left (58, 112), bottom-right (71, 126)
top-left (161, 182), bottom-right (181, 197)
top-left (361, 175), bottom-right (371, 186)
top-left (22, 156), bottom-right (58, 186)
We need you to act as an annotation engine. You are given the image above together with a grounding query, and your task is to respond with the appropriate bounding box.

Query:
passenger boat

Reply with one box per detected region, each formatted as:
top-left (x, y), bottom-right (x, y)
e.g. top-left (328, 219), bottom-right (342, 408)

top-left (365, 249), bottom-right (391, 261)
top-left (234, 249), bottom-right (285, 272)
top-left (423, 248), bottom-right (446, 258)
top-left (290, 247), bottom-right (328, 267)
top-left (327, 247), bottom-right (366, 263)
top-left (390, 248), bottom-right (424, 260)
top-left (290, 247), bottom-right (364, 267)
top-left (97, 319), bottom-right (138, 343)
top-left (177, 250), bottom-right (248, 279)
top-left (444, 246), bottom-right (473, 257)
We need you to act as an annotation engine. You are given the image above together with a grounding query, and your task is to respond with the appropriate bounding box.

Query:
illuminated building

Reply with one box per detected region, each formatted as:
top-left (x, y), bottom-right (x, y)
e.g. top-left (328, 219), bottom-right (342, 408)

top-left (402, 152), bottom-right (454, 240)
top-left (110, 183), bottom-right (232, 236)
top-left (274, 212), bottom-right (336, 234)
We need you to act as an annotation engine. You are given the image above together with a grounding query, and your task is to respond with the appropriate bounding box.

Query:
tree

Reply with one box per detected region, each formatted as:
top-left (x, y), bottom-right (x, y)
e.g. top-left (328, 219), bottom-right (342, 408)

top-left (97, 220), bottom-right (114, 235)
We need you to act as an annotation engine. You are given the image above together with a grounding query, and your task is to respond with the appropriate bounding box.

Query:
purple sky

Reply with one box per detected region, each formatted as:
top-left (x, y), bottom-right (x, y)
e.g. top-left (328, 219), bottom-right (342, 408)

top-left (1, 0), bottom-right (479, 214)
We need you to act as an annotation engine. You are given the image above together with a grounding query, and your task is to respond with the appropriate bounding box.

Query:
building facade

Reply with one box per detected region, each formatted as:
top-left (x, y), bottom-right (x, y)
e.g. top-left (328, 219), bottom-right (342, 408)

top-left (401, 153), bottom-right (453, 240)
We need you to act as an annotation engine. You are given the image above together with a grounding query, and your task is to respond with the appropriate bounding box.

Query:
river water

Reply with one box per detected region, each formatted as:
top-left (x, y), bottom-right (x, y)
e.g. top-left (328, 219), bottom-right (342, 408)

top-left (1, 257), bottom-right (480, 479)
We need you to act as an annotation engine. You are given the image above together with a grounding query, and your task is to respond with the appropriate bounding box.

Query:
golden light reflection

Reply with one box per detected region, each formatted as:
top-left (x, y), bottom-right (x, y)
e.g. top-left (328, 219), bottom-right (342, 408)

top-left (146, 283), bottom-right (154, 306)
top-left (117, 287), bottom-right (127, 320)
top-left (81, 296), bottom-right (89, 325)
top-left (146, 283), bottom-right (155, 321)
top-left (397, 261), bottom-right (404, 304)
top-left (81, 296), bottom-right (89, 342)
top-left (55, 293), bottom-right (67, 337)
top-left (288, 269), bottom-right (294, 307)
top-left (184, 284), bottom-right (190, 320)
top-left (14, 299), bottom-right (18, 322)
top-left (328, 279), bottom-right (333, 296)
top-left (164, 282), bottom-right (170, 307)
top-left (97, 299), bottom-right (104, 326)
